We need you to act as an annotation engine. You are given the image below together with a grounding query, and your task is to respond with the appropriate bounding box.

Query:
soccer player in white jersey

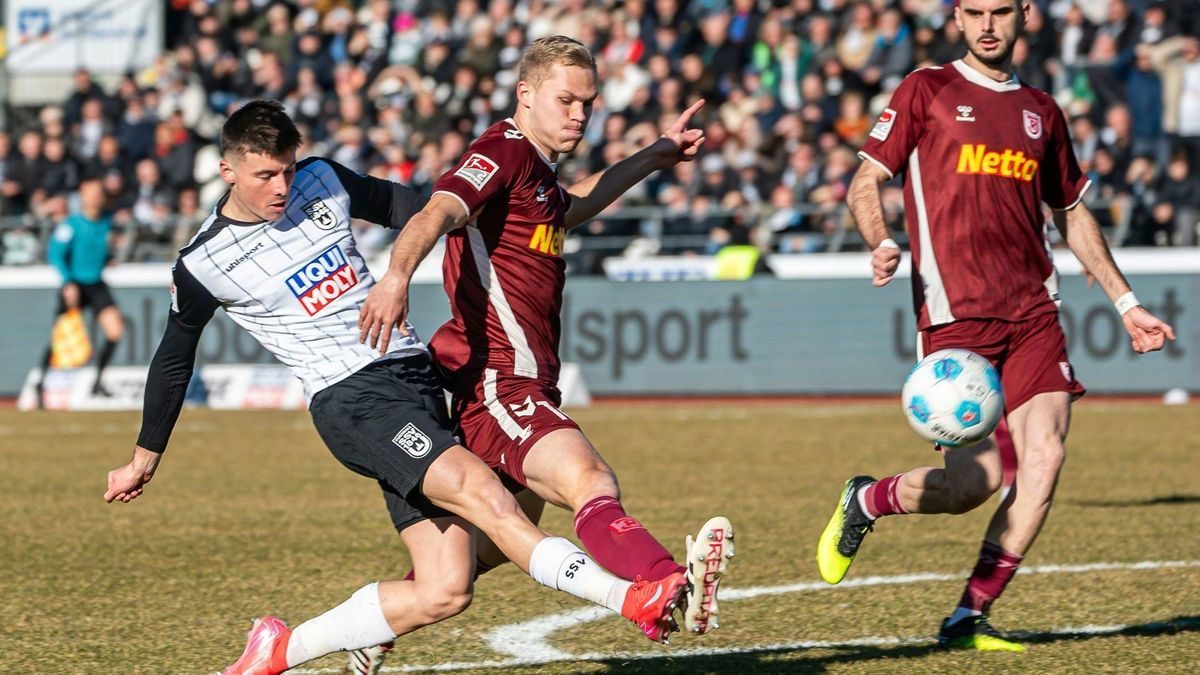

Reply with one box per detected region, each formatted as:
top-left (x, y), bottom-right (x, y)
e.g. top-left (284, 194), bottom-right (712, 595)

top-left (815, 0), bottom-right (1176, 651)
top-left (104, 101), bottom-right (691, 675)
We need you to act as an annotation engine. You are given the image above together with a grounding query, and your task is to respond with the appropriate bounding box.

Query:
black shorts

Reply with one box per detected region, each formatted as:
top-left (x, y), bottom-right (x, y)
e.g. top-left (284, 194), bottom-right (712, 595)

top-left (57, 281), bottom-right (117, 314)
top-left (309, 353), bottom-right (459, 532)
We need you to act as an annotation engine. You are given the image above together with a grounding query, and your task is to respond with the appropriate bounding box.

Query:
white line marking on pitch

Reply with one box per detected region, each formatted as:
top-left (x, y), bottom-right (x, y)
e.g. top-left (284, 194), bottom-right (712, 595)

top-left (285, 559), bottom-right (1200, 673)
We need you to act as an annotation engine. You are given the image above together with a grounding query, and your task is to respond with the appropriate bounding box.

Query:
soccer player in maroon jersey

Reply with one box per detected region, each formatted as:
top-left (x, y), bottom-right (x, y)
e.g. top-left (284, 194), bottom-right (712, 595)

top-left (359, 36), bottom-right (733, 641)
top-left (815, 0), bottom-right (1176, 651)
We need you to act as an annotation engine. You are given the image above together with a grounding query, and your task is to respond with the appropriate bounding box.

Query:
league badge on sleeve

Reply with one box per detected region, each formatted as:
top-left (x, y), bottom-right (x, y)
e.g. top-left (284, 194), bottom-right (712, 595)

top-left (454, 153), bottom-right (500, 191)
top-left (1023, 110), bottom-right (1043, 140)
top-left (869, 108), bottom-right (897, 142)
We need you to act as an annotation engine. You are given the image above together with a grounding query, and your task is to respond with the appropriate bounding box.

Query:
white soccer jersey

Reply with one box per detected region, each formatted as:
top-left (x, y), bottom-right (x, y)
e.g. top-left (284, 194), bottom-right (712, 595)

top-left (137, 157), bottom-right (427, 453)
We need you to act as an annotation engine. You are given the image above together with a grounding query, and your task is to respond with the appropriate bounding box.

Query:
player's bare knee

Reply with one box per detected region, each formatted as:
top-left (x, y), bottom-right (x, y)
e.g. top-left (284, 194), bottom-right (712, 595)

top-left (570, 464), bottom-right (620, 510)
top-left (418, 585), bottom-right (474, 622)
top-left (946, 471), bottom-right (994, 514)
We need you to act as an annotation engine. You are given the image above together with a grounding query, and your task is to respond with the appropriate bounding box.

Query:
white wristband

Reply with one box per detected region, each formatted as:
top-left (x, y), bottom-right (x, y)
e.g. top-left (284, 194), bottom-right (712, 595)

top-left (876, 238), bottom-right (900, 251)
top-left (1114, 292), bottom-right (1140, 315)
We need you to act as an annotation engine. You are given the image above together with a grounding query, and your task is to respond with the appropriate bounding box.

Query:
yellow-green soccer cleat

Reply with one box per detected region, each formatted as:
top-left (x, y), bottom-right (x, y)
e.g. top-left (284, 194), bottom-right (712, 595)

top-left (938, 615), bottom-right (1027, 652)
top-left (816, 475), bottom-right (875, 584)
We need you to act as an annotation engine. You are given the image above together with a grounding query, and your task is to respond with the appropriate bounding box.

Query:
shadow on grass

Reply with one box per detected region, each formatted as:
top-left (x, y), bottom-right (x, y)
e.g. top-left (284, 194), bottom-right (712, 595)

top-left (1066, 494), bottom-right (1200, 508)
top-left (583, 616), bottom-right (1200, 674)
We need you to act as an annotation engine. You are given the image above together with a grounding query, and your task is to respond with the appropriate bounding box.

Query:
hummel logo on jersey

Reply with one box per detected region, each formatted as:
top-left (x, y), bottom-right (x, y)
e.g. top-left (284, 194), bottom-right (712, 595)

top-left (286, 245), bottom-right (359, 316)
top-left (955, 106), bottom-right (976, 122)
top-left (1023, 110), bottom-right (1043, 139)
top-left (302, 198), bottom-right (337, 230)
top-left (454, 153), bottom-right (500, 191)
top-left (956, 144), bottom-right (1039, 182)
top-left (869, 108), bottom-right (896, 141)
top-left (392, 422), bottom-right (433, 458)
top-left (536, 184), bottom-right (549, 202)
top-left (528, 223), bottom-right (564, 256)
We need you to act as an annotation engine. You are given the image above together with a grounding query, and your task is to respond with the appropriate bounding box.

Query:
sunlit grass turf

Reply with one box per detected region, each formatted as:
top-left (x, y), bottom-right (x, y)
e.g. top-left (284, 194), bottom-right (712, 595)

top-left (1, 402), bottom-right (1197, 673)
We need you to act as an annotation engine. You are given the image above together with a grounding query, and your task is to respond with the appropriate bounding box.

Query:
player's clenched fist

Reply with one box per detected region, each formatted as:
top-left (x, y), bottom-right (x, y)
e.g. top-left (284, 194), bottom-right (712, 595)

top-left (871, 242), bottom-right (901, 287)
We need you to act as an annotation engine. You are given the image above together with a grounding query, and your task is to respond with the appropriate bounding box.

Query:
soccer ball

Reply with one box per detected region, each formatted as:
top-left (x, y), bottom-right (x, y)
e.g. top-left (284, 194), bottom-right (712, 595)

top-left (901, 348), bottom-right (1003, 447)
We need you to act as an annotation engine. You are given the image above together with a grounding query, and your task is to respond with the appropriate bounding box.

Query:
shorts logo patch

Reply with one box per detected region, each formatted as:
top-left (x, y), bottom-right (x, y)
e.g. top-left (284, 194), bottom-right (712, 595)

top-left (286, 245), bottom-right (359, 316)
top-left (302, 198), bottom-right (337, 230)
top-left (393, 422), bottom-right (433, 458)
top-left (454, 153), bottom-right (500, 191)
top-left (869, 108), bottom-right (897, 141)
top-left (1023, 110), bottom-right (1043, 140)
top-left (1059, 361), bottom-right (1072, 383)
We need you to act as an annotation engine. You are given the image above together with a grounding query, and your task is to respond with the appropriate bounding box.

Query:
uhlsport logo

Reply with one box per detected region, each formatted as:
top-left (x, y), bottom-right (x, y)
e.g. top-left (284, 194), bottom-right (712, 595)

top-left (286, 245), bottom-right (359, 316)
top-left (302, 198), bottom-right (336, 230)
top-left (393, 422), bottom-right (433, 458)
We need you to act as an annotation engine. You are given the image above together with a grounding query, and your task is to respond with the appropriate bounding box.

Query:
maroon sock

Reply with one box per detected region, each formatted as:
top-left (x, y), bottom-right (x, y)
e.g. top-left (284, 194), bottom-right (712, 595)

top-left (862, 473), bottom-right (909, 519)
top-left (574, 496), bottom-right (683, 580)
top-left (958, 541), bottom-right (1024, 613)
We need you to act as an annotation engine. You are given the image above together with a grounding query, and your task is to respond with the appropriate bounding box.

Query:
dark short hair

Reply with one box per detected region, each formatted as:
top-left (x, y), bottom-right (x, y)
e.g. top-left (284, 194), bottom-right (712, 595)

top-left (220, 100), bottom-right (302, 159)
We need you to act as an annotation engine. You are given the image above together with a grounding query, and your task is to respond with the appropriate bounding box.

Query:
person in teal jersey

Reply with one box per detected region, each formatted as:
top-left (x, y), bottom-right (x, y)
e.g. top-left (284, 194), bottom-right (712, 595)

top-left (36, 179), bottom-right (126, 403)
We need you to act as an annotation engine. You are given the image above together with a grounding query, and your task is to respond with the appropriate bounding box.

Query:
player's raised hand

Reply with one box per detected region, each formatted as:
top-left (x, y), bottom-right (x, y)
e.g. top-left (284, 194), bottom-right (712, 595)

top-left (104, 446), bottom-right (161, 503)
top-left (652, 99), bottom-right (706, 167)
top-left (871, 243), bottom-right (901, 287)
top-left (359, 274), bottom-right (411, 354)
top-left (1122, 306), bottom-right (1176, 354)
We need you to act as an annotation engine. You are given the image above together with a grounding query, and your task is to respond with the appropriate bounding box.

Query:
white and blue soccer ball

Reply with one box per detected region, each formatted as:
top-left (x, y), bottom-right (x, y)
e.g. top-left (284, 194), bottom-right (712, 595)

top-left (901, 348), bottom-right (1003, 447)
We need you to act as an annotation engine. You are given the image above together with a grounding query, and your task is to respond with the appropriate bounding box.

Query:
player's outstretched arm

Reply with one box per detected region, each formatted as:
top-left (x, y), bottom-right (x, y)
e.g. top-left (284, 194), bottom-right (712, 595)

top-left (1053, 205), bottom-right (1176, 353)
top-left (360, 193), bottom-right (469, 353)
top-left (564, 100), bottom-right (705, 229)
top-left (846, 160), bottom-right (901, 287)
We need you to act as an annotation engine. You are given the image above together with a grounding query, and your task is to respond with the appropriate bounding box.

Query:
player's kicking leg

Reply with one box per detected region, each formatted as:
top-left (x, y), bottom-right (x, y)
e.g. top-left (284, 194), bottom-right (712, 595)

top-left (521, 428), bottom-right (735, 635)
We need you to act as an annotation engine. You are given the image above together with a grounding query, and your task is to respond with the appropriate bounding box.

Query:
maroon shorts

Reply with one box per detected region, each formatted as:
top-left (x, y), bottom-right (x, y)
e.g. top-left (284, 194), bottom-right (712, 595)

top-left (920, 311), bottom-right (1086, 414)
top-left (450, 368), bottom-right (580, 487)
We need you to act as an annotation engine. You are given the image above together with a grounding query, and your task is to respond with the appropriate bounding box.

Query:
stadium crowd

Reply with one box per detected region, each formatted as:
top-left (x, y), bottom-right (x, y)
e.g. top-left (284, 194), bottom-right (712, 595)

top-left (2, 0), bottom-right (1199, 272)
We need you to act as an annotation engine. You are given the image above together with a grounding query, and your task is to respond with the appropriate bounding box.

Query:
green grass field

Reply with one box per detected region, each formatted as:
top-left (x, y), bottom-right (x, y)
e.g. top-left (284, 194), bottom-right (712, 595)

top-left (2, 401), bottom-right (1198, 673)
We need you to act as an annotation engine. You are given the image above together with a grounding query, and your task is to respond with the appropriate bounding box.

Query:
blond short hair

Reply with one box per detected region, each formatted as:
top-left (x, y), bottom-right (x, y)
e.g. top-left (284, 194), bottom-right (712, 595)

top-left (517, 36), bottom-right (596, 87)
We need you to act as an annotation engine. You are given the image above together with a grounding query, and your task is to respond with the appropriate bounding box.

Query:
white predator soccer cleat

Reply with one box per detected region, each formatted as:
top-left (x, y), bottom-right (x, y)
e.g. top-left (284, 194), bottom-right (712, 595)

top-left (683, 516), bottom-right (735, 635)
top-left (345, 642), bottom-right (392, 675)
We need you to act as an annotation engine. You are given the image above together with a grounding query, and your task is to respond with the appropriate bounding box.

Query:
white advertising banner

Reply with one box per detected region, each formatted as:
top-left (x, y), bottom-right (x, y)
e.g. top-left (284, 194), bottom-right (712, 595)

top-left (5, 0), bottom-right (163, 75)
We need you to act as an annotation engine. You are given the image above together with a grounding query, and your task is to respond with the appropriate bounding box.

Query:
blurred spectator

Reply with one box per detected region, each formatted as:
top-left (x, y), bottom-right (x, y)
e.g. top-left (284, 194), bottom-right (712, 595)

top-left (4, 0), bottom-right (1200, 273)
top-left (1154, 154), bottom-right (1200, 245)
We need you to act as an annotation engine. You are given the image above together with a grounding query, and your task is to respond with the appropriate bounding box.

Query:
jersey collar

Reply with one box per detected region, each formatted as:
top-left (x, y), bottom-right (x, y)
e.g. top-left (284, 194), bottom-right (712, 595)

top-left (505, 118), bottom-right (559, 172)
top-left (952, 59), bottom-right (1021, 93)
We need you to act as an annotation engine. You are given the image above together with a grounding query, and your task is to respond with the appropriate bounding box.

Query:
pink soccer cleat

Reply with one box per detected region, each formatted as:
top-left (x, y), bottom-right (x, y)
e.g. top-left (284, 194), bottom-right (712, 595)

top-left (221, 616), bottom-right (291, 675)
top-left (620, 571), bottom-right (689, 644)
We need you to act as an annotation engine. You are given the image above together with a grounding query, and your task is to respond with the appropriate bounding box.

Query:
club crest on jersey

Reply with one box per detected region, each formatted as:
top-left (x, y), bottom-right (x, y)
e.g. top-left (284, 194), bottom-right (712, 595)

top-left (302, 198), bottom-right (336, 230)
top-left (286, 244), bottom-right (359, 316)
top-left (454, 153), bottom-right (500, 191)
top-left (869, 108), bottom-right (897, 141)
top-left (392, 422), bottom-right (432, 458)
top-left (1023, 110), bottom-right (1043, 139)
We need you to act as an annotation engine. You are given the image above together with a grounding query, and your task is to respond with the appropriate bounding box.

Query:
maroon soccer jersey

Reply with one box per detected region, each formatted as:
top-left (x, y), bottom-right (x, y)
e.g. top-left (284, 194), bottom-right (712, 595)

top-left (858, 60), bottom-right (1090, 329)
top-left (430, 119), bottom-right (571, 384)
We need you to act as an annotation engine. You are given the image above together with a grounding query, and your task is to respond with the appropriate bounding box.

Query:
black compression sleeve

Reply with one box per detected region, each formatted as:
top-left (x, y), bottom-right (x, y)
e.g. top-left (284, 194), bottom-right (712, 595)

top-left (135, 316), bottom-right (203, 453)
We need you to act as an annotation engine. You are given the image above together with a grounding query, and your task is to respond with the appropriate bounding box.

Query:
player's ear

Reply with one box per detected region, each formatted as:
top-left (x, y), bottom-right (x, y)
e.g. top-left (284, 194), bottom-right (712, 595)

top-left (219, 157), bottom-right (237, 186)
top-left (516, 80), bottom-right (532, 108)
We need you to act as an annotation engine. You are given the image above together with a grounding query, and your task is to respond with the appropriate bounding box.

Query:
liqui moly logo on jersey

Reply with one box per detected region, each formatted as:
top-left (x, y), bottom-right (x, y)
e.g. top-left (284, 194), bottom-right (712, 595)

top-left (286, 245), bottom-right (359, 316)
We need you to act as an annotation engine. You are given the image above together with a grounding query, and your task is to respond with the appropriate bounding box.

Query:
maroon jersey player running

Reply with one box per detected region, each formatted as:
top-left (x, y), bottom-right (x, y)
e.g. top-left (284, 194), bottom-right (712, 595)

top-left (816, 0), bottom-right (1176, 652)
top-left (360, 36), bottom-right (733, 641)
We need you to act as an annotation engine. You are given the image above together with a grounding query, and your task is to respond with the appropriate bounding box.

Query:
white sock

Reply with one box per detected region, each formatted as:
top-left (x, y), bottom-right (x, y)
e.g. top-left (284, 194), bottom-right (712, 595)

top-left (285, 582), bottom-right (397, 667)
top-left (528, 536), bottom-right (631, 614)
top-left (948, 606), bottom-right (982, 626)
top-left (856, 482), bottom-right (878, 520)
